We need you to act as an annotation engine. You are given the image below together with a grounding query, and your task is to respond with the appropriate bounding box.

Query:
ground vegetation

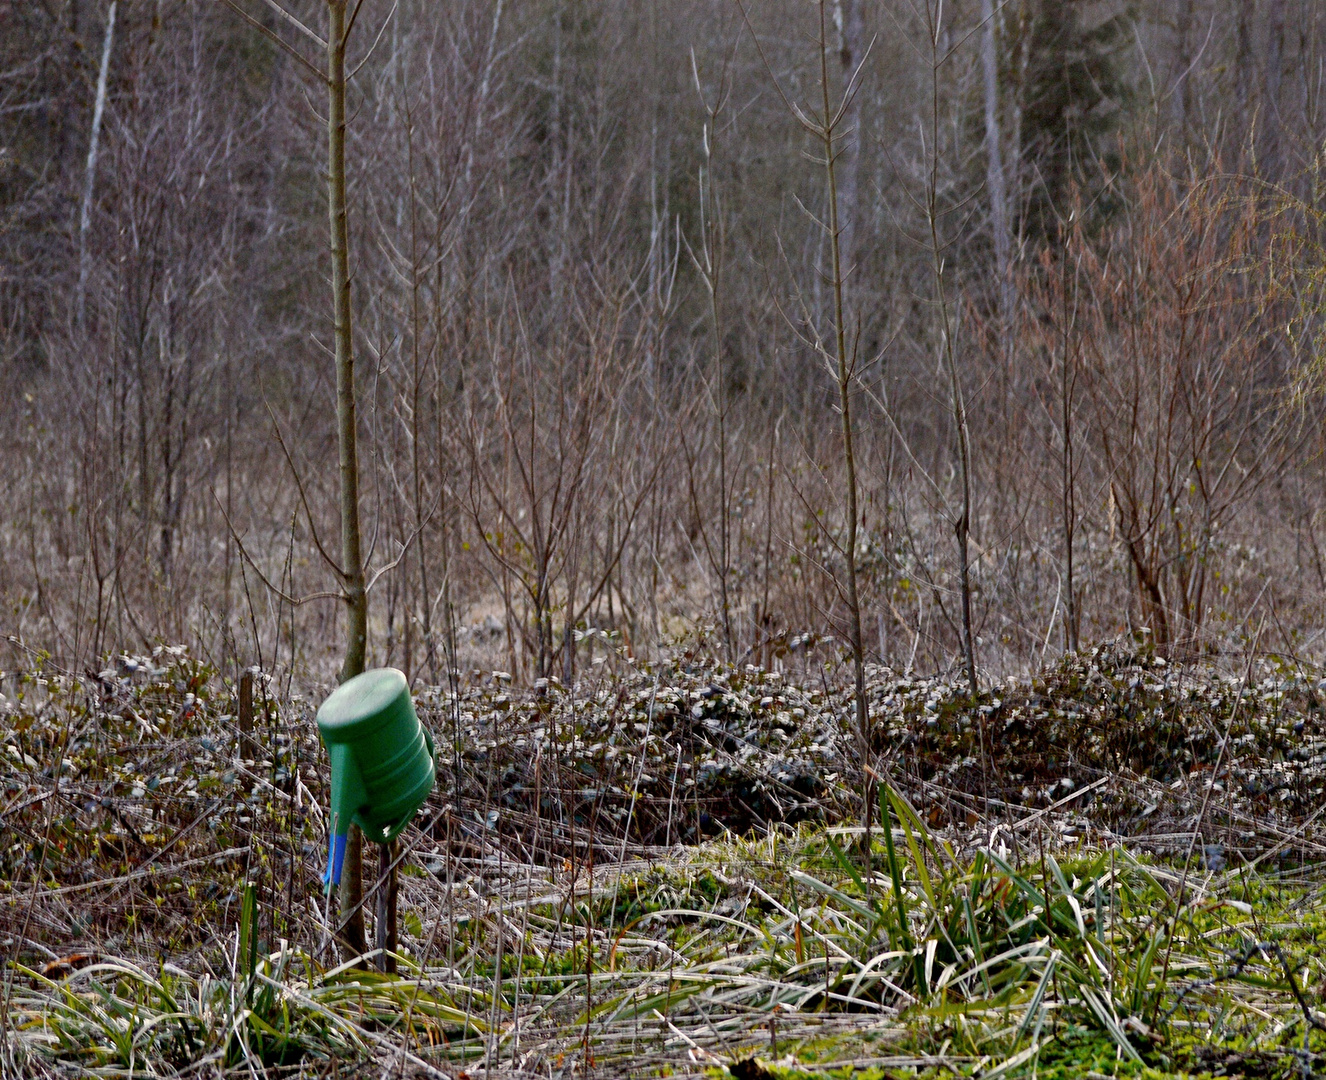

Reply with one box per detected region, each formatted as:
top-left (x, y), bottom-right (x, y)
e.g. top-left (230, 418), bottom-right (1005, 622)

top-left (1, 1), bottom-right (1326, 1075)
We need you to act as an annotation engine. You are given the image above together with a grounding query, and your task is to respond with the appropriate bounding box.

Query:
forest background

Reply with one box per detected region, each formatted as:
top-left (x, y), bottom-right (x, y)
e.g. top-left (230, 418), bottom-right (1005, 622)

top-left (1, 0), bottom-right (1323, 689)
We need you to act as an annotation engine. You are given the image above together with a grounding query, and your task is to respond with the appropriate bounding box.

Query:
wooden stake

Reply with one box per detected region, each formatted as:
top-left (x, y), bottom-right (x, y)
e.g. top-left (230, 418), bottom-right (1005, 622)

top-left (375, 839), bottom-right (398, 973)
top-left (238, 669), bottom-right (257, 762)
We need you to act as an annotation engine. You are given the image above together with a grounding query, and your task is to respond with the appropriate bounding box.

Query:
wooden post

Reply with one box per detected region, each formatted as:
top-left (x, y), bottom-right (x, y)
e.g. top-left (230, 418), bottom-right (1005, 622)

top-left (374, 839), bottom-right (398, 973)
top-left (238, 669), bottom-right (257, 761)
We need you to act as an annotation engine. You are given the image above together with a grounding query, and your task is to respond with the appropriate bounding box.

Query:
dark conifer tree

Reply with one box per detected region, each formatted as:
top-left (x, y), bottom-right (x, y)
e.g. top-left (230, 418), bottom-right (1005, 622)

top-left (1018, 0), bottom-right (1131, 238)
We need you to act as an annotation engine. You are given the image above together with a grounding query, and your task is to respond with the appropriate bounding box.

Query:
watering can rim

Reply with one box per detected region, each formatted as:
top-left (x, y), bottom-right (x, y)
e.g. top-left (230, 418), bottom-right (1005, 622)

top-left (316, 666), bottom-right (411, 733)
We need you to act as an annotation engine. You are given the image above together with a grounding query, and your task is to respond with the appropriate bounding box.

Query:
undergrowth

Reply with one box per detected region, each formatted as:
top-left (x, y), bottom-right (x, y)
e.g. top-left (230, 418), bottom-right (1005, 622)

top-left (1, 644), bottom-right (1324, 1076)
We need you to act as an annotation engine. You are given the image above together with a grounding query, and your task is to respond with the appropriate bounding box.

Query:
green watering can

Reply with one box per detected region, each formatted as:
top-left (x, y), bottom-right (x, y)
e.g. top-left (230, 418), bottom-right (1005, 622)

top-left (316, 668), bottom-right (435, 888)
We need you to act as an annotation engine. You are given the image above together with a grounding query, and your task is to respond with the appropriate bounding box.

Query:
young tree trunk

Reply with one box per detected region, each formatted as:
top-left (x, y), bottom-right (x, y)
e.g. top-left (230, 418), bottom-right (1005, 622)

top-left (328, 0), bottom-right (368, 958)
top-left (979, 0), bottom-right (1012, 332)
top-left (690, 59), bottom-right (735, 657)
top-left (817, 1), bottom-right (871, 857)
top-left (835, 0), bottom-right (865, 277)
top-left (405, 109), bottom-right (431, 683)
top-left (1057, 242), bottom-right (1079, 653)
top-left (926, 0), bottom-right (978, 697)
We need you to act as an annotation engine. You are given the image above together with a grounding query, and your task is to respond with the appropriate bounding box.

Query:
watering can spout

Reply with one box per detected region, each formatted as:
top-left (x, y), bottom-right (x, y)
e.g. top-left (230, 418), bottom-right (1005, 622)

top-left (322, 743), bottom-right (366, 889)
top-left (324, 831), bottom-right (349, 889)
